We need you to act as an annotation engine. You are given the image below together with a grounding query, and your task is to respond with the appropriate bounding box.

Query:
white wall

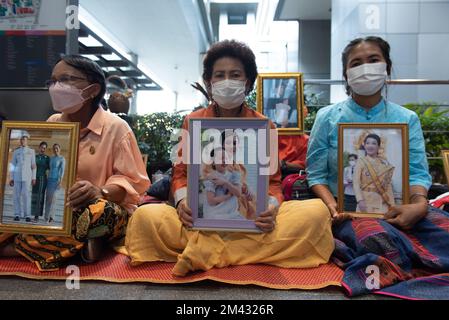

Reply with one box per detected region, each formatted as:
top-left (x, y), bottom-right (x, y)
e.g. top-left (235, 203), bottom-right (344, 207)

top-left (298, 20), bottom-right (331, 102)
top-left (331, 0), bottom-right (449, 105)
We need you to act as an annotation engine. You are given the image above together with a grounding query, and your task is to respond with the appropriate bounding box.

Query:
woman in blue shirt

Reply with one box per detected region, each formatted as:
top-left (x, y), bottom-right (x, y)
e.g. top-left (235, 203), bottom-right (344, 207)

top-left (44, 143), bottom-right (65, 224)
top-left (307, 36), bottom-right (449, 297)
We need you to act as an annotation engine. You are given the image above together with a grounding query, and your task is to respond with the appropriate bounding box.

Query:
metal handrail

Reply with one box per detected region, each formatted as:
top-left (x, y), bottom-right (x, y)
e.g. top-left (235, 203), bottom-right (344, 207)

top-left (304, 79), bottom-right (449, 85)
top-left (302, 79), bottom-right (449, 174)
top-left (306, 104), bottom-right (449, 108)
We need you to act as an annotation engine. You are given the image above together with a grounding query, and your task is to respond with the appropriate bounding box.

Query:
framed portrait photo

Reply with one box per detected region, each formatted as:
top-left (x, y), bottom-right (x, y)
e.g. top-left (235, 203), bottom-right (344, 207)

top-left (442, 150), bottom-right (449, 184)
top-left (256, 73), bottom-right (305, 135)
top-left (338, 123), bottom-right (410, 218)
top-left (0, 121), bottom-right (79, 236)
top-left (187, 118), bottom-right (271, 233)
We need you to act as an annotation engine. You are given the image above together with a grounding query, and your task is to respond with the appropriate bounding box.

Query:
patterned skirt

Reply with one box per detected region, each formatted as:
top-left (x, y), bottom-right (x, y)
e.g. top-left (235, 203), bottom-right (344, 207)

top-left (332, 206), bottom-right (449, 298)
top-left (0, 199), bottom-right (128, 271)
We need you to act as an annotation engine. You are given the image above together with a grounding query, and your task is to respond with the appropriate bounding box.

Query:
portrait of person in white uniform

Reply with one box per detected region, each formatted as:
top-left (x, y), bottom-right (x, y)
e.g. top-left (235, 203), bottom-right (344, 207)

top-left (8, 132), bottom-right (36, 223)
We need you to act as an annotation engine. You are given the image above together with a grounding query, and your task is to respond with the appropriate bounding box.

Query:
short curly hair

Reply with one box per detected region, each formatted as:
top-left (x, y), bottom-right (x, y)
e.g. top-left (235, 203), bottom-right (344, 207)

top-left (202, 40), bottom-right (258, 95)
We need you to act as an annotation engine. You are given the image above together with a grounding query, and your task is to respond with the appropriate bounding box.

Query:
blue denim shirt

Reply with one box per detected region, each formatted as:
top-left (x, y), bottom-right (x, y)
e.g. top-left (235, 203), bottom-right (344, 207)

top-left (306, 98), bottom-right (432, 196)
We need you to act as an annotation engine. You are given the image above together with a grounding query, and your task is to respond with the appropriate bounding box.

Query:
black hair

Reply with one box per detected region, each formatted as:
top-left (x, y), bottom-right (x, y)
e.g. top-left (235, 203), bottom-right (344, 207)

top-left (210, 146), bottom-right (226, 170)
top-left (342, 36), bottom-right (392, 95)
top-left (39, 142), bottom-right (48, 148)
top-left (100, 99), bottom-right (108, 111)
top-left (53, 143), bottom-right (61, 149)
top-left (203, 40), bottom-right (258, 95)
top-left (58, 55), bottom-right (106, 108)
top-left (348, 154), bottom-right (358, 160)
top-left (108, 92), bottom-right (130, 114)
top-left (210, 146), bottom-right (226, 158)
top-left (220, 130), bottom-right (239, 146)
top-left (364, 134), bottom-right (381, 146)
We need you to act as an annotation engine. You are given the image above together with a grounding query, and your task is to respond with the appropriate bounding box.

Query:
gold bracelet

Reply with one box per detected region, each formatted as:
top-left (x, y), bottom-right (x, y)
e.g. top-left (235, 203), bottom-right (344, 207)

top-left (409, 193), bottom-right (428, 203)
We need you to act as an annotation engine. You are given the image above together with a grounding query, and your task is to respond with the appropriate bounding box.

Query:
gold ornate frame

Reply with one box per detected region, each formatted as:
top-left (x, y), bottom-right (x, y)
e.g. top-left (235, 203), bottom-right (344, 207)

top-left (256, 73), bottom-right (304, 135)
top-left (338, 123), bottom-right (409, 218)
top-left (0, 121), bottom-right (79, 236)
top-left (442, 150), bottom-right (449, 185)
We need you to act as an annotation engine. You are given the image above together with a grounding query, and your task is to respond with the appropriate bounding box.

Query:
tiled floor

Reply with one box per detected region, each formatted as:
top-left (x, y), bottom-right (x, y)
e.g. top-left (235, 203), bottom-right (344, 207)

top-left (0, 278), bottom-right (392, 300)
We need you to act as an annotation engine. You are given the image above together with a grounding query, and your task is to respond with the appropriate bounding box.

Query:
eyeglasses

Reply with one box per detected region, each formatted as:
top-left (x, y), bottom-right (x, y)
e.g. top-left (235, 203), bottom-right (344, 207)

top-left (45, 75), bottom-right (88, 88)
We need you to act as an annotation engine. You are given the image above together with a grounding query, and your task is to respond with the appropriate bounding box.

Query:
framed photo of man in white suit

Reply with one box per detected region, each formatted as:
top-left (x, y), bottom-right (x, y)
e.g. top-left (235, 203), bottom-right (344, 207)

top-left (0, 121), bottom-right (79, 236)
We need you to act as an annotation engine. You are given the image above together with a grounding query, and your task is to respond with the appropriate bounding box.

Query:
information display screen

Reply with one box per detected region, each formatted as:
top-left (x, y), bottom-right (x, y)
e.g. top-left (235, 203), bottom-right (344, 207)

top-left (0, 0), bottom-right (67, 88)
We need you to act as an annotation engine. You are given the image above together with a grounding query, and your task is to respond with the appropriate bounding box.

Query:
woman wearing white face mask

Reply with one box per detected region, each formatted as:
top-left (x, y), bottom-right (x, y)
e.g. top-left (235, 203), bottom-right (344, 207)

top-left (125, 40), bottom-right (334, 276)
top-left (307, 36), bottom-right (431, 227)
top-left (306, 37), bottom-right (449, 297)
top-left (0, 56), bottom-right (150, 271)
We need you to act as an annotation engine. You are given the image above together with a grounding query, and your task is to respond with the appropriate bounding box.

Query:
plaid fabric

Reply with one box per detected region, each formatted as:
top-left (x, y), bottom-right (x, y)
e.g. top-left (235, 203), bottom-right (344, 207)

top-left (332, 206), bottom-right (449, 299)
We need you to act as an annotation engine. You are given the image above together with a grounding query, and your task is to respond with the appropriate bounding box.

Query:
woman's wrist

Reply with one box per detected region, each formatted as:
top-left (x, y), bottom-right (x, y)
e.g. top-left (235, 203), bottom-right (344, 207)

top-left (409, 192), bottom-right (428, 205)
top-left (176, 198), bottom-right (185, 209)
top-left (411, 202), bottom-right (429, 220)
top-left (325, 201), bottom-right (337, 209)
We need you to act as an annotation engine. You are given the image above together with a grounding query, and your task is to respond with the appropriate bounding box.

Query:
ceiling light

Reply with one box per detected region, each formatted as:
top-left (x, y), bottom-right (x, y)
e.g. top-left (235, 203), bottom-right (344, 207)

top-left (82, 54), bottom-right (100, 61)
top-left (79, 35), bottom-right (102, 47)
top-left (102, 53), bottom-right (122, 61)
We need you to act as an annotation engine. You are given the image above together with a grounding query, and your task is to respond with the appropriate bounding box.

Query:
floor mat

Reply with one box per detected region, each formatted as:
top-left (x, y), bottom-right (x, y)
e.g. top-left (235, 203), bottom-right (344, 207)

top-left (0, 252), bottom-right (344, 290)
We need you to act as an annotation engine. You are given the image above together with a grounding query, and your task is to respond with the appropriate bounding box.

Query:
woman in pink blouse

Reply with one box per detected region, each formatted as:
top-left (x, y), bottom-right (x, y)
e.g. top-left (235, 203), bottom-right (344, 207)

top-left (0, 56), bottom-right (150, 271)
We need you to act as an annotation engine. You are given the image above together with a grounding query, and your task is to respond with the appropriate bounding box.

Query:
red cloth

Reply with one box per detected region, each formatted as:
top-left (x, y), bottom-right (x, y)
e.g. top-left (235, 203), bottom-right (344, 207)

top-left (278, 134), bottom-right (309, 168)
top-left (430, 193), bottom-right (449, 208)
top-left (139, 195), bottom-right (164, 206)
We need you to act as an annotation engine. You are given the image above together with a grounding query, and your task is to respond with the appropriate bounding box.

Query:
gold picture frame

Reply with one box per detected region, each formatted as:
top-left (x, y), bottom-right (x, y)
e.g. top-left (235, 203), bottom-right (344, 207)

top-left (256, 73), bottom-right (304, 135)
top-left (338, 123), bottom-right (409, 218)
top-left (0, 121), bottom-right (79, 236)
top-left (442, 150), bottom-right (449, 184)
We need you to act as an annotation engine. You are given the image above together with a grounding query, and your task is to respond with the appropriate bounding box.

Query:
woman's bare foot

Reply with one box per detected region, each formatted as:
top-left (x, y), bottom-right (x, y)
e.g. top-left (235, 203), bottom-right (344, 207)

top-left (0, 243), bottom-right (20, 257)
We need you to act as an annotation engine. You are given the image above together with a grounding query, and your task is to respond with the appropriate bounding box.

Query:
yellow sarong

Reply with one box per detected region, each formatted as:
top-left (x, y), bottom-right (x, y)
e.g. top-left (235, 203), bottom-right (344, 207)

top-left (123, 199), bottom-right (334, 276)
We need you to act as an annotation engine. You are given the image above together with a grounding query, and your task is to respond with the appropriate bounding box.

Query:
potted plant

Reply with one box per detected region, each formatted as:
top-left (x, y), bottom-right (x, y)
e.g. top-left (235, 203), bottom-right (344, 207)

top-left (128, 112), bottom-right (184, 179)
top-left (404, 102), bottom-right (449, 184)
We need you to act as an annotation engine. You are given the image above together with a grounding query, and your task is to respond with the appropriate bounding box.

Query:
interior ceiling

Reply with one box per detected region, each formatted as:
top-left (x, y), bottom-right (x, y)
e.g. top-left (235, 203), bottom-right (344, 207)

top-left (78, 23), bottom-right (162, 92)
top-left (210, 2), bottom-right (258, 37)
top-left (275, 0), bottom-right (332, 21)
top-left (79, 0), bottom-right (206, 111)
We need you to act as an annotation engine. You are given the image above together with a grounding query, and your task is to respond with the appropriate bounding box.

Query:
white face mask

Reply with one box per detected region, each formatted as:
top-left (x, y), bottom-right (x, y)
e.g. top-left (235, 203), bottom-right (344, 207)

top-left (349, 160), bottom-right (356, 167)
top-left (347, 62), bottom-right (387, 96)
top-left (211, 79), bottom-right (246, 110)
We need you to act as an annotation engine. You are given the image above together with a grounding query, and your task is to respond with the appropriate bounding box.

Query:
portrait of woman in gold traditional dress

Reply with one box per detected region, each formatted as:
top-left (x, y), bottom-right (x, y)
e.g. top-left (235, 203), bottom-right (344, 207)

top-left (353, 133), bottom-right (395, 214)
